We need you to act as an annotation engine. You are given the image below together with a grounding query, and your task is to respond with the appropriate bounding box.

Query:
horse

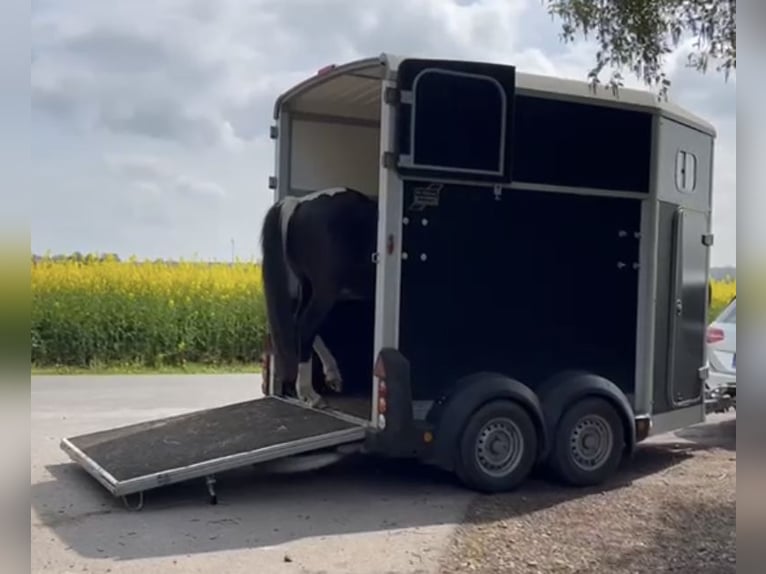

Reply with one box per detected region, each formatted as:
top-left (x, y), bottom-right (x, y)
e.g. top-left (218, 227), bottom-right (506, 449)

top-left (260, 187), bottom-right (378, 408)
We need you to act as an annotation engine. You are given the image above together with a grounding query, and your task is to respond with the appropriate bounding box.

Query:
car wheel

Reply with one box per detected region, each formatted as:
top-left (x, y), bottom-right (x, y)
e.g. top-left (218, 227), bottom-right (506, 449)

top-left (455, 400), bottom-right (538, 493)
top-left (549, 397), bottom-right (625, 486)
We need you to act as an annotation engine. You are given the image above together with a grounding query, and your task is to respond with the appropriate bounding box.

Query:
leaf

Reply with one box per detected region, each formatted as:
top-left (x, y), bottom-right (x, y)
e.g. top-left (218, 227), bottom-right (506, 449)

top-left (543, 0), bottom-right (736, 95)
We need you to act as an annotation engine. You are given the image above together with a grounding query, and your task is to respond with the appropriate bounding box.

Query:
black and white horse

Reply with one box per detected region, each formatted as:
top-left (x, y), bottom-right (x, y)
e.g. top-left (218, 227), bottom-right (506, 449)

top-left (260, 187), bottom-right (378, 407)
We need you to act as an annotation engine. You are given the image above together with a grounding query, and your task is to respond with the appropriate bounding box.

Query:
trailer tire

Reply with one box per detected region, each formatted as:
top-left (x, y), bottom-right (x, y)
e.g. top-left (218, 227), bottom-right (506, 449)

top-left (455, 400), bottom-right (537, 493)
top-left (549, 397), bottom-right (625, 486)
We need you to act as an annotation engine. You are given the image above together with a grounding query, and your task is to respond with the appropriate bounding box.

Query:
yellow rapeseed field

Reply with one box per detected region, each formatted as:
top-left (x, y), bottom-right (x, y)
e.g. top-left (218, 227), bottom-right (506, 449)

top-left (710, 277), bottom-right (736, 317)
top-left (31, 254), bottom-right (736, 369)
top-left (32, 255), bottom-right (267, 368)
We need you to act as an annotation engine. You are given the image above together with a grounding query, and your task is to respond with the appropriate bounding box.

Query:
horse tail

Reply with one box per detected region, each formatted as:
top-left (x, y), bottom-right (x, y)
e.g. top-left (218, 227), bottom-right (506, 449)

top-left (260, 199), bottom-right (298, 383)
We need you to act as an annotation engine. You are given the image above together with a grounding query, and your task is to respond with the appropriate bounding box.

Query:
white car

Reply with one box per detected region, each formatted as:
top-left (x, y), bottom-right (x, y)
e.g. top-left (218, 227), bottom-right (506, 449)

top-left (705, 296), bottom-right (736, 411)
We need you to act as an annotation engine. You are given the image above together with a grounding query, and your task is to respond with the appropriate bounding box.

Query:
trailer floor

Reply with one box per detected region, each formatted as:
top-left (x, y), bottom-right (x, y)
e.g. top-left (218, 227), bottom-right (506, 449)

top-left (64, 397), bottom-right (363, 484)
top-left (324, 395), bottom-right (371, 420)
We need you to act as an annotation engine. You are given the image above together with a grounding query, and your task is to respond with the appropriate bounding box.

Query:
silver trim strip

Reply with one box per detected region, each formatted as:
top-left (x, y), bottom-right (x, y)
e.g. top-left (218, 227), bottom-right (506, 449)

top-left (509, 181), bottom-right (648, 200)
top-left (634, 114), bottom-right (661, 417)
top-left (372, 77), bottom-right (405, 425)
top-left (390, 175), bottom-right (649, 200)
top-left (60, 438), bottom-right (120, 495)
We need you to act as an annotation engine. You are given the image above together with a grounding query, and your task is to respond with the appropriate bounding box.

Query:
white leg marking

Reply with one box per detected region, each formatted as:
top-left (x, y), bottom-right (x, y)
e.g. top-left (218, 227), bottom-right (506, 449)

top-left (296, 360), bottom-right (324, 407)
top-left (313, 336), bottom-right (343, 392)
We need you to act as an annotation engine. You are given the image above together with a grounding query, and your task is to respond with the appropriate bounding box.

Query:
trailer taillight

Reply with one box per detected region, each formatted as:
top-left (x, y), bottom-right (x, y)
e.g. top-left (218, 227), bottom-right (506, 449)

top-left (374, 354), bottom-right (388, 423)
top-left (707, 327), bottom-right (724, 344)
top-left (377, 380), bottom-right (388, 415)
top-left (374, 353), bottom-right (387, 380)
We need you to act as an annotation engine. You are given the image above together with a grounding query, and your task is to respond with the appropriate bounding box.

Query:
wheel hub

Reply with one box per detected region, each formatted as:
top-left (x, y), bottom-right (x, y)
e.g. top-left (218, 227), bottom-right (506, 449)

top-left (475, 418), bottom-right (524, 477)
top-left (570, 414), bottom-right (613, 471)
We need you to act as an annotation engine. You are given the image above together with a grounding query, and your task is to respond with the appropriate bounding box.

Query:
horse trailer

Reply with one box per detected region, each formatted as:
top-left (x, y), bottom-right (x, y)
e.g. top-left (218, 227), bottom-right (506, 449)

top-left (61, 53), bottom-right (723, 507)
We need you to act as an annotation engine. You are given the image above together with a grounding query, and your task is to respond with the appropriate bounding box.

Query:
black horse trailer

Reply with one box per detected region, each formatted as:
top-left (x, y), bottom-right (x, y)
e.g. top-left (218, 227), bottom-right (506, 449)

top-left (61, 53), bottom-right (723, 507)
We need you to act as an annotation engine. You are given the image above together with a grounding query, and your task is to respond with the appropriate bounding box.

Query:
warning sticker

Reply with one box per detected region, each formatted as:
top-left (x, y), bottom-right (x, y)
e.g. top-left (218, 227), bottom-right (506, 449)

top-left (408, 183), bottom-right (442, 211)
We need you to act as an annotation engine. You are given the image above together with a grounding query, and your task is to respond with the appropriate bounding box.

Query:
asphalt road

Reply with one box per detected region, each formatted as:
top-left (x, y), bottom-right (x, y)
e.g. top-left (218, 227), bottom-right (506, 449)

top-left (31, 374), bottom-right (736, 574)
top-left (31, 374), bottom-right (473, 574)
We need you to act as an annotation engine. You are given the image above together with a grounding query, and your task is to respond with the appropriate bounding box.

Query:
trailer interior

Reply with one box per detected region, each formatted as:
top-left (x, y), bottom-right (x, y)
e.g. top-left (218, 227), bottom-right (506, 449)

top-left (275, 62), bottom-right (387, 421)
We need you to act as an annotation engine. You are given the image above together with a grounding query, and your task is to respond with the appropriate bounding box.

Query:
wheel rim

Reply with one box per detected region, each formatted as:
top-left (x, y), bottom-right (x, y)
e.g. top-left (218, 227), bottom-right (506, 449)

top-left (474, 417), bottom-right (525, 477)
top-left (569, 414), bottom-right (613, 471)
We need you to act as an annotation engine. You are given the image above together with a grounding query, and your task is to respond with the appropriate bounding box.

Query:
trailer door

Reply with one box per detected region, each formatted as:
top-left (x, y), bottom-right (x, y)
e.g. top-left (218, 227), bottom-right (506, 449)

top-left (667, 207), bottom-right (708, 407)
top-left (393, 58), bottom-right (515, 184)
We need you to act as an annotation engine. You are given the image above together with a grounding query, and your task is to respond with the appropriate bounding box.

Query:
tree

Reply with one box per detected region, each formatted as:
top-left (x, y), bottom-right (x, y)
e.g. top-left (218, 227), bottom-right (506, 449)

top-left (544, 0), bottom-right (736, 97)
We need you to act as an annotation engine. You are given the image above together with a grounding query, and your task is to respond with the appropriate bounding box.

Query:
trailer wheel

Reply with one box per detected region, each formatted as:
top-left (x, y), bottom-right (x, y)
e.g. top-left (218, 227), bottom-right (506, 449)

top-left (455, 400), bottom-right (537, 493)
top-left (549, 397), bottom-right (625, 486)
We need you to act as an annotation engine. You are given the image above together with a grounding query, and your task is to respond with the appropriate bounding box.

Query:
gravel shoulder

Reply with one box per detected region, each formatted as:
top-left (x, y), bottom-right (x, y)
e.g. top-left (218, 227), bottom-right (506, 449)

top-left (439, 413), bottom-right (736, 574)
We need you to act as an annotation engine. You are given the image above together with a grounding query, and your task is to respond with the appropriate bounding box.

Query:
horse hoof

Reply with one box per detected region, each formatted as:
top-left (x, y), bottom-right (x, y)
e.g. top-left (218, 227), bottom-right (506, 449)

top-left (311, 397), bottom-right (328, 409)
top-left (326, 378), bottom-right (343, 393)
top-left (299, 394), bottom-right (327, 409)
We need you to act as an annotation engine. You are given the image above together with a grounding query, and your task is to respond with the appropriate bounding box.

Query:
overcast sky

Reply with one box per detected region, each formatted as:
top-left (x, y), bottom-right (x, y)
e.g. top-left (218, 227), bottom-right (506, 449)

top-left (30, 0), bottom-right (736, 266)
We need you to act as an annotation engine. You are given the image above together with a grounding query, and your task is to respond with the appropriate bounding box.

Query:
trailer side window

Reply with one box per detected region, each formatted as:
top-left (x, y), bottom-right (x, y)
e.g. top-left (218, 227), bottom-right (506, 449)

top-left (404, 69), bottom-right (507, 176)
top-left (675, 150), bottom-right (697, 193)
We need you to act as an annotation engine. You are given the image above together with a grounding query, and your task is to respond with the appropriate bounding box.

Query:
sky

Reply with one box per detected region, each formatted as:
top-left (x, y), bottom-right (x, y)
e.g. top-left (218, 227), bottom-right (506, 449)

top-left (30, 0), bottom-right (736, 266)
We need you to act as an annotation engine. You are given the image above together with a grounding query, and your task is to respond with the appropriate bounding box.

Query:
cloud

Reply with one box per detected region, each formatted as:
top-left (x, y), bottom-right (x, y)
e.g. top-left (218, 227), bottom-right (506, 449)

top-left (105, 154), bottom-right (225, 200)
top-left (31, 0), bottom-right (736, 145)
top-left (29, 0), bottom-right (736, 264)
top-left (31, 0), bottom-right (533, 147)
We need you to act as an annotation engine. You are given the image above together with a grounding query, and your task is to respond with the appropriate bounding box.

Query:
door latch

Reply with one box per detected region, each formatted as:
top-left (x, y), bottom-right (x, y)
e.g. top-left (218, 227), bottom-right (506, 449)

top-left (675, 298), bottom-right (683, 316)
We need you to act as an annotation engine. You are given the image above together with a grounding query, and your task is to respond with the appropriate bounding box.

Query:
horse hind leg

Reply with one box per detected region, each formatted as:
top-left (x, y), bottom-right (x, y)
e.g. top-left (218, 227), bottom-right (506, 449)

top-left (295, 289), bottom-right (337, 409)
top-left (313, 335), bottom-right (343, 393)
top-left (295, 359), bottom-right (323, 408)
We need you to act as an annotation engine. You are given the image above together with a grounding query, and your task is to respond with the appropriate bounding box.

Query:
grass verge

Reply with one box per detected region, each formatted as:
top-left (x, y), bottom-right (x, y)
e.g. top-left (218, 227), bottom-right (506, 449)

top-left (32, 362), bottom-right (261, 376)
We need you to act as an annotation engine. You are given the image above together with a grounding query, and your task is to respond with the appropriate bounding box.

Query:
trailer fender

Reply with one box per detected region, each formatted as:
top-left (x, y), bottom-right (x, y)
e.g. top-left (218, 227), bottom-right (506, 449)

top-left (535, 370), bottom-right (636, 460)
top-left (426, 372), bottom-right (547, 472)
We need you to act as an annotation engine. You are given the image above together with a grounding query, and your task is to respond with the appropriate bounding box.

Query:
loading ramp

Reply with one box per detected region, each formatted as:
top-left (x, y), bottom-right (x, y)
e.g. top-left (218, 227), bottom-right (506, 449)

top-left (60, 396), bottom-right (367, 507)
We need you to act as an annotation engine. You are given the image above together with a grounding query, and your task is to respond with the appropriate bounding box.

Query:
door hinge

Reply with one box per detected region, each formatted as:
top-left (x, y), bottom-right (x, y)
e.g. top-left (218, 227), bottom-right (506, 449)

top-left (382, 151), bottom-right (396, 169)
top-left (383, 87), bottom-right (399, 105)
top-left (269, 125), bottom-right (278, 139)
top-left (268, 176), bottom-right (277, 190)
top-left (702, 233), bottom-right (714, 246)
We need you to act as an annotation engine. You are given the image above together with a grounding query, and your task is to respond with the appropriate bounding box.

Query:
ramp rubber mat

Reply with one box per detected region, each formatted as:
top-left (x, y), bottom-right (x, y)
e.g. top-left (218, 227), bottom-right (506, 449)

top-left (66, 397), bottom-right (360, 482)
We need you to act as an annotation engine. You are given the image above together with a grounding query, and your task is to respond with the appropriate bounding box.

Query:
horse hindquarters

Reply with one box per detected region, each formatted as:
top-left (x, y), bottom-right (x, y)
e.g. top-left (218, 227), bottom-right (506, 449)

top-left (260, 203), bottom-right (299, 387)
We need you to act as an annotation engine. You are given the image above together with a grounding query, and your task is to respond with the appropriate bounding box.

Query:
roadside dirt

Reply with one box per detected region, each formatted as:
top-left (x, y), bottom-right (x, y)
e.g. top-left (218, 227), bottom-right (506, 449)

top-left (439, 414), bottom-right (736, 574)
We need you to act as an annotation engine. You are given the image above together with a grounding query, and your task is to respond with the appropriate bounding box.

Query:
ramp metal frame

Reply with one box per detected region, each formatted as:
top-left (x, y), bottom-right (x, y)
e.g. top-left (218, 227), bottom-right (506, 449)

top-left (60, 397), bottom-right (367, 499)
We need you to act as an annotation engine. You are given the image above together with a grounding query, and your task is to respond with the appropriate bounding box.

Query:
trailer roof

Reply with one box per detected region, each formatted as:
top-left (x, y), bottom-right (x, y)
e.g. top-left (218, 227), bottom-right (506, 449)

top-left (274, 53), bottom-right (716, 136)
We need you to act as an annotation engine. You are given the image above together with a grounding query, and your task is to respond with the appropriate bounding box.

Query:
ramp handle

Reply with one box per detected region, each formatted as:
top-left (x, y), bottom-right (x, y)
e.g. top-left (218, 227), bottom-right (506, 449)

top-left (122, 492), bottom-right (144, 511)
top-left (206, 475), bottom-right (218, 505)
